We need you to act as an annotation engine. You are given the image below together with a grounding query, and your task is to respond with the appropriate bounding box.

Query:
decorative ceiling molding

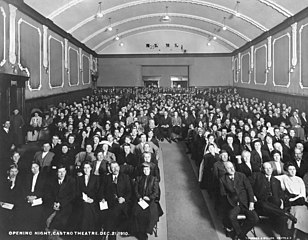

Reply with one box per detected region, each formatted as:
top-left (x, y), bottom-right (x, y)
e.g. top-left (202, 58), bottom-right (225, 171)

top-left (94, 24), bottom-right (239, 52)
top-left (258, 0), bottom-right (292, 18)
top-left (48, 0), bottom-right (85, 19)
top-left (81, 13), bottom-right (251, 44)
top-left (68, 0), bottom-right (268, 34)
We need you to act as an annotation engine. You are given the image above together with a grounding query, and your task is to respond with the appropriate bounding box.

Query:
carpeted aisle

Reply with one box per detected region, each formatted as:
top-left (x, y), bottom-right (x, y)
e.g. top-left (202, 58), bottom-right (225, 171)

top-left (161, 141), bottom-right (220, 240)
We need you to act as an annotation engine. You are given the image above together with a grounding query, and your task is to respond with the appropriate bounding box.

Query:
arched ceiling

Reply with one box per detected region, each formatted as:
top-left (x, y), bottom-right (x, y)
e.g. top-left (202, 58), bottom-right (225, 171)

top-left (24, 0), bottom-right (308, 54)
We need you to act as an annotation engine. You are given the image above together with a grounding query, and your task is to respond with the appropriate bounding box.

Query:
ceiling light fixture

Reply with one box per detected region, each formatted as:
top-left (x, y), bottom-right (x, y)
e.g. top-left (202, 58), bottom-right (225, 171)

top-left (222, 17), bottom-right (227, 31)
top-left (96, 1), bottom-right (103, 18)
top-left (234, 1), bottom-right (241, 17)
top-left (114, 29), bottom-right (120, 41)
top-left (107, 17), bottom-right (113, 31)
top-left (119, 42), bottom-right (124, 47)
top-left (161, 6), bottom-right (171, 23)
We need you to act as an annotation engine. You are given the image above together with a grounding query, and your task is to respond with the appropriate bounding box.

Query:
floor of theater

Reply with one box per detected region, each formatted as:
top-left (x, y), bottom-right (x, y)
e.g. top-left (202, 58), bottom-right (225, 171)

top-left (18, 141), bottom-right (293, 240)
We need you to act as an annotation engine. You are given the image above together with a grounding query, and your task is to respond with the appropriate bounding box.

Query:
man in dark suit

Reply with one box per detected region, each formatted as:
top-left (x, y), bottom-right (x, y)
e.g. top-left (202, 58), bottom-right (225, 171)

top-left (0, 120), bottom-right (15, 165)
top-left (251, 162), bottom-right (297, 234)
top-left (159, 111), bottom-right (172, 142)
top-left (34, 142), bottom-right (55, 175)
top-left (291, 148), bottom-right (308, 178)
top-left (219, 161), bottom-right (258, 240)
top-left (99, 161), bottom-right (132, 239)
top-left (45, 164), bottom-right (76, 231)
top-left (21, 161), bottom-right (47, 231)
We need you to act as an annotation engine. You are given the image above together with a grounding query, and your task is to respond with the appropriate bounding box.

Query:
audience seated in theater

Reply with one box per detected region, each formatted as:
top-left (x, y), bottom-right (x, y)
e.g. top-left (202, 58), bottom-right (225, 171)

top-left (219, 161), bottom-right (259, 240)
top-left (276, 163), bottom-right (308, 239)
top-left (250, 139), bottom-right (271, 171)
top-left (290, 147), bottom-right (308, 178)
top-left (252, 162), bottom-right (297, 236)
top-left (75, 144), bottom-right (96, 168)
top-left (289, 111), bottom-right (305, 141)
top-left (131, 162), bottom-right (161, 240)
top-left (98, 161), bottom-right (132, 240)
top-left (45, 164), bottom-right (76, 232)
top-left (237, 150), bottom-right (260, 180)
top-left (34, 142), bottom-right (55, 175)
top-left (269, 150), bottom-right (287, 176)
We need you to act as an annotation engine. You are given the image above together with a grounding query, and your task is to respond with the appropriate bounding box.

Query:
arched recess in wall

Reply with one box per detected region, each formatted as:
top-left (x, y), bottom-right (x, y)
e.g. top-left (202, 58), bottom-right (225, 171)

top-left (48, 35), bottom-right (64, 89)
top-left (254, 44), bottom-right (267, 85)
top-left (18, 18), bottom-right (41, 91)
top-left (68, 46), bottom-right (79, 86)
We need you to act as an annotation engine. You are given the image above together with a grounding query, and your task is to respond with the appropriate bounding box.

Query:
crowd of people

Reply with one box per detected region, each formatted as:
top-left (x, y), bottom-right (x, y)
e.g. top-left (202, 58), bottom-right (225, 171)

top-left (0, 86), bottom-right (308, 240)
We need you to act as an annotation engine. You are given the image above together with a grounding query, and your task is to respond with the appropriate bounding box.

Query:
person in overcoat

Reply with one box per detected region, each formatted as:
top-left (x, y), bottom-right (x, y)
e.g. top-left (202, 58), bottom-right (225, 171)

top-left (131, 163), bottom-right (160, 240)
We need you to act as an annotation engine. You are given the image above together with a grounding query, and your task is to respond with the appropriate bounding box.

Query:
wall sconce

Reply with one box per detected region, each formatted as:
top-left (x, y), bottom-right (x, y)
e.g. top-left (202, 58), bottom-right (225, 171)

top-left (249, 68), bottom-right (253, 74)
top-left (44, 67), bottom-right (49, 74)
top-left (65, 68), bottom-right (69, 73)
top-left (290, 65), bottom-right (295, 73)
top-left (80, 68), bottom-right (83, 72)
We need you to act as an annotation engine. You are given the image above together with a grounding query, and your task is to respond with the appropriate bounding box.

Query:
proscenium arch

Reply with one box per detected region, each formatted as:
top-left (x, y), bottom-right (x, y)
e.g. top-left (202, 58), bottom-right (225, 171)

top-left (93, 24), bottom-right (239, 53)
top-left (81, 13), bottom-right (251, 44)
top-left (66, 0), bottom-right (268, 34)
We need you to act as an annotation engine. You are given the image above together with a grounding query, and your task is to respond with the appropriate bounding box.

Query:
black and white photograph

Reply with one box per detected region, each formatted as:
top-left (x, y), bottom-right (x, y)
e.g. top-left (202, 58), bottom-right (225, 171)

top-left (1, 0), bottom-right (308, 240)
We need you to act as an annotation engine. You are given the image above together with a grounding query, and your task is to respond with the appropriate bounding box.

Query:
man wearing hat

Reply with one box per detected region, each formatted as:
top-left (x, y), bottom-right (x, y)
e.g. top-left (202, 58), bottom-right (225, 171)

top-left (10, 108), bottom-right (25, 147)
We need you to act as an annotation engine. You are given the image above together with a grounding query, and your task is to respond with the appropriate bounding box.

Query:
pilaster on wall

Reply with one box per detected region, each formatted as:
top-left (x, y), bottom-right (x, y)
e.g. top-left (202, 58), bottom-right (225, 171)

top-left (0, 1), bottom-right (94, 100)
top-left (233, 11), bottom-right (308, 97)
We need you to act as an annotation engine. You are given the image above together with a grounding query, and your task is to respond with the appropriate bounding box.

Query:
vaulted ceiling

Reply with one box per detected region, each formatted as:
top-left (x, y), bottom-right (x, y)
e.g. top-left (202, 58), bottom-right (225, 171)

top-left (24, 0), bottom-right (308, 54)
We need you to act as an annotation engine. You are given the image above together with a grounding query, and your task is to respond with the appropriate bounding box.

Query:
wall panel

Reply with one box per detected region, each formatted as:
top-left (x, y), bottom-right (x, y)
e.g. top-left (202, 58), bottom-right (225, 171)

top-left (241, 53), bottom-right (250, 84)
top-left (82, 55), bottom-right (90, 84)
top-left (49, 36), bottom-right (63, 88)
top-left (299, 24), bottom-right (308, 88)
top-left (18, 19), bottom-right (41, 90)
top-left (69, 47), bottom-right (79, 86)
top-left (254, 44), bottom-right (267, 85)
top-left (273, 34), bottom-right (290, 87)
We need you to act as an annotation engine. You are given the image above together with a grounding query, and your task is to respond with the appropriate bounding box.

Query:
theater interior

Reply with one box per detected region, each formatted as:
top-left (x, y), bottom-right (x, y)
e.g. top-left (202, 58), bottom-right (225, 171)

top-left (1, 0), bottom-right (308, 240)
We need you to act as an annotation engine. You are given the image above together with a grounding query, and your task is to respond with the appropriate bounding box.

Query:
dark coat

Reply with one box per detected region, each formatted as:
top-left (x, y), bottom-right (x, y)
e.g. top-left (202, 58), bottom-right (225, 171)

top-left (220, 172), bottom-right (255, 209)
top-left (75, 174), bottom-right (100, 231)
top-left (132, 175), bottom-right (160, 234)
top-left (45, 175), bottom-right (76, 230)
top-left (251, 172), bottom-right (284, 203)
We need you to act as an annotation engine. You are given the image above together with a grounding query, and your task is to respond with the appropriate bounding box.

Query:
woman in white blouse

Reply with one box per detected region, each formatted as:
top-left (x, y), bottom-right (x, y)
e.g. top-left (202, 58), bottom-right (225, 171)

top-left (276, 163), bottom-right (308, 238)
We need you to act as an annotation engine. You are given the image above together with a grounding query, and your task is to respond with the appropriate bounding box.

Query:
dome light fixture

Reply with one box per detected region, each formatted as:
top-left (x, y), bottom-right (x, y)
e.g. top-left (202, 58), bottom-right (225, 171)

top-left (160, 6), bottom-right (171, 23)
top-left (96, 2), bottom-right (103, 18)
top-left (222, 17), bottom-right (227, 31)
top-left (114, 29), bottom-right (120, 41)
top-left (107, 17), bottom-right (113, 31)
top-left (234, 1), bottom-right (241, 17)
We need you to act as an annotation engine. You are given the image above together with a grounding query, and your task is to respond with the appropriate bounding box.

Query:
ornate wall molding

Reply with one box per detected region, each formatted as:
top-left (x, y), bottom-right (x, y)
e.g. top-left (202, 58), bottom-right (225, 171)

top-left (291, 22), bottom-right (297, 68)
top-left (0, 7), bottom-right (6, 67)
top-left (233, 57), bottom-right (238, 83)
top-left (272, 33), bottom-right (291, 88)
top-left (64, 38), bottom-right (68, 70)
top-left (254, 44), bottom-right (267, 85)
top-left (43, 25), bottom-right (48, 69)
top-left (48, 35), bottom-right (64, 89)
top-left (9, 4), bottom-right (17, 64)
top-left (299, 23), bottom-right (308, 89)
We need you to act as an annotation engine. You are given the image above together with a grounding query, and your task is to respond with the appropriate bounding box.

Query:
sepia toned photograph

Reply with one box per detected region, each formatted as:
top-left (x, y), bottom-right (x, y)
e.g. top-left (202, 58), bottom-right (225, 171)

top-left (1, 1), bottom-right (308, 240)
